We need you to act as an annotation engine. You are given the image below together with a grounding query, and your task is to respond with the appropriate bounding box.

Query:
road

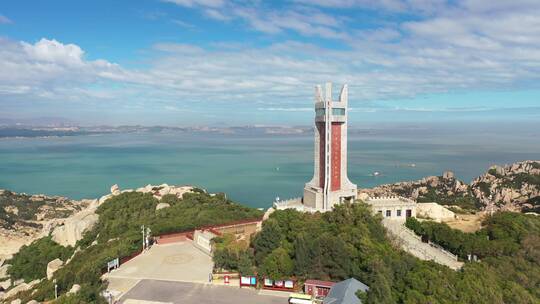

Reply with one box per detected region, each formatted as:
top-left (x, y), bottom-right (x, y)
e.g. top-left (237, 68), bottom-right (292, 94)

top-left (120, 280), bottom-right (286, 304)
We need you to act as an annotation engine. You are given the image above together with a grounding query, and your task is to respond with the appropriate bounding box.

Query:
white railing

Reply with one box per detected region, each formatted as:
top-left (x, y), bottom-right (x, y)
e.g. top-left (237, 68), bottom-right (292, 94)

top-left (428, 241), bottom-right (459, 261)
top-left (367, 195), bottom-right (416, 204)
top-left (273, 197), bottom-right (301, 208)
top-left (400, 225), bottom-right (459, 262)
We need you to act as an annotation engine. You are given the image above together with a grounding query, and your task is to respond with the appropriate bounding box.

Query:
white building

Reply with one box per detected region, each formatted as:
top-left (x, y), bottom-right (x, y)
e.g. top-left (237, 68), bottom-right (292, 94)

top-left (364, 196), bottom-right (417, 222)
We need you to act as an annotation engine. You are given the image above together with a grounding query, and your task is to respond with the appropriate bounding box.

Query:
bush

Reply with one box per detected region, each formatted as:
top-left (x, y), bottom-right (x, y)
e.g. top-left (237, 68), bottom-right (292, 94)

top-left (7, 237), bottom-right (73, 282)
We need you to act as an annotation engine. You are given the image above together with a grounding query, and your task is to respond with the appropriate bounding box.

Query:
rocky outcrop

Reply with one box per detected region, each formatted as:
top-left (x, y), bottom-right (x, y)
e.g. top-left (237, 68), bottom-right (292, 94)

top-left (416, 203), bottom-right (456, 222)
top-left (360, 171), bottom-right (476, 209)
top-left (68, 284), bottom-right (81, 294)
top-left (0, 264), bottom-right (9, 280)
top-left (51, 199), bottom-right (99, 247)
top-left (1, 279), bottom-right (39, 301)
top-left (46, 258), bottom-right (63, 280)
top-left (361, 161), bottom-right (540, 213)
top-left (471, 161), bottom-right (540, 212)
top-left (136, 184), bottom-right (194, 200)
top-left (110, 184), bottom-right (120, 196)
top-left (0, 184), bottom-right (193, 249)
top-left (155, 203), bottom-right (170, 211)
top-left (0, 278), bottom-right (11, 290)
top-left (0, 191), bottom-right (87, 260)
top-left (2, 184), bottom-right (195, 252)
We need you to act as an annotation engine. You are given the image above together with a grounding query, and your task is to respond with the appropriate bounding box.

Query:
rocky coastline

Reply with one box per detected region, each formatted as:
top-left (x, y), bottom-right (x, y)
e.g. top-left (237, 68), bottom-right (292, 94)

top-left (0, 184), bottom-right (193, 262)
top-left (359, 160), bottom-right (540, 213)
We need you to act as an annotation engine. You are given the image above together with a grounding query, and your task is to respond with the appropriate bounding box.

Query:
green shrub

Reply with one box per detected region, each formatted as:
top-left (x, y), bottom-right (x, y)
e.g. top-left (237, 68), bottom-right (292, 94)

top-left (7, 237), bottom-right (73, 282)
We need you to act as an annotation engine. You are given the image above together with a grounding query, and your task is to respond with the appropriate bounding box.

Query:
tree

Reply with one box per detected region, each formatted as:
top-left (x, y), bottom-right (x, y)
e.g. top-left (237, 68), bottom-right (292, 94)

top-left (7, 237), bottom-right (73, 282)
top-left (318, 233), bottom-right (351, 280)
top-left (293, 232), bottom-right (311, 277)
top-left (237, 251), bottom-right (255, 275)
top-left (365, 259), bottom-right (394, 304)
top-left (252, 218), bottom-right (283, 265)
top-left (260, 248), bottom-right (294, 280)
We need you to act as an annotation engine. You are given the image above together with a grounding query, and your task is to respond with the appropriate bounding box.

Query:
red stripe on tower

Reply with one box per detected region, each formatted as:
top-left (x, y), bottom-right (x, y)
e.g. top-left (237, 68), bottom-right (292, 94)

top-left (331, 122), bottom-right (341, 191)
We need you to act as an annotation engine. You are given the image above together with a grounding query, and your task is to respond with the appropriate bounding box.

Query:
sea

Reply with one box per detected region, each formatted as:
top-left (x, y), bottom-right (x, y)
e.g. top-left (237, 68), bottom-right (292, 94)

top-left (1, 123), bottom-right (539, 209)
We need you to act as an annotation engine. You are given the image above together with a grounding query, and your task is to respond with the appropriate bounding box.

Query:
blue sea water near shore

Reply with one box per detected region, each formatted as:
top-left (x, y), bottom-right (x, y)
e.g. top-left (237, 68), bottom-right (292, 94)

top-left (1, 123), bottom-right (539, 209)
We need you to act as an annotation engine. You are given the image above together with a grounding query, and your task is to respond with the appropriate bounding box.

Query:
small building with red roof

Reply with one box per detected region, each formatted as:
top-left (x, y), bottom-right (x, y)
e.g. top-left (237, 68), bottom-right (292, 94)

top-left (304, 279), bottom-right (336, 298)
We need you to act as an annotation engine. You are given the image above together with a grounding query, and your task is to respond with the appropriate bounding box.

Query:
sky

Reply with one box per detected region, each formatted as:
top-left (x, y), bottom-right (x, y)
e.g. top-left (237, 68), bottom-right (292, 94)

top-left (0, 0), bottom-right (539, 126)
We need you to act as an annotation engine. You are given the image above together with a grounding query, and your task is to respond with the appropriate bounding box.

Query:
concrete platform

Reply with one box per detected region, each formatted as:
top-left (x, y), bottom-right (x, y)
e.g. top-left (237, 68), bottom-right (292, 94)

top-left (105, 241), bottom-right (213, 283)
top-left (120, 280), bottom-right (285, 304)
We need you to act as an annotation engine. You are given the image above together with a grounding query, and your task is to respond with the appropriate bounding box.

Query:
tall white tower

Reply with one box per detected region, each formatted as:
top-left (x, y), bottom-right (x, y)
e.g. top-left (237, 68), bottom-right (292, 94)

top-left (303, 83), bottom-right (357, 211)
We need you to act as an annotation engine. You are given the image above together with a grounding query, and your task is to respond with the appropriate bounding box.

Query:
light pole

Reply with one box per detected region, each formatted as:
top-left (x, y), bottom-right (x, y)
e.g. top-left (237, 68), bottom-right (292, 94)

top-left (141, 225), bottom-right (145, 250)
top-left (54, 279), bottom-right (58, 299)
top-left (145, 227), bottom-right (151, 250)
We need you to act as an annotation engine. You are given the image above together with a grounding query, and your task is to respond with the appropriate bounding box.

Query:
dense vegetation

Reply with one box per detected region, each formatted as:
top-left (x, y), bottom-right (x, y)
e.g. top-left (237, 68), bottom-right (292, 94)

top-left (416, 188), bottom-right (480, 210)
top-left (212, 234), bottom-right (254, 275)
top-left (405, 214), bottom-right (538, 260)
top-left (7, 237), bottom-right (74, 282)
top-left (9, 191), bottom-right (262, 303)
top-left (405, 213), bottom-right (539, 302)
top-left (215, 203), bottom-right (540, 303)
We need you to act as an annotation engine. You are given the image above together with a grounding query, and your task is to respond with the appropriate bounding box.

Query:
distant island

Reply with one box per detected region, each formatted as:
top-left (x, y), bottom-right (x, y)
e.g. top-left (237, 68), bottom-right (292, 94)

top-left (0, 125), bottom-right (311, 139)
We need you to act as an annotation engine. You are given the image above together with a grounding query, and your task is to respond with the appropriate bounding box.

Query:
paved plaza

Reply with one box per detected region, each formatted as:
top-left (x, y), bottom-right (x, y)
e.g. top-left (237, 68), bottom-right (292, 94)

top-left (106, 241), bottom-right (213, 283)
top-left (106, 241), bottom-right (287, 303)
top-left (120, 280), bottom-right (285, 304)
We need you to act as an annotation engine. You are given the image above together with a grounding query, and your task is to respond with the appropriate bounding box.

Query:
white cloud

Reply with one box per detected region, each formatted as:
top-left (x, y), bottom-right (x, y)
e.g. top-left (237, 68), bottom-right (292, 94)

top-left (171, 19), bottom-right (196, 29)
top-left (0, 14), bottom-right (12, 24)
top-left (1, 0), bottom-right (540, 121)
top-left (293, 0), bottom-right (449, 14)
top-left (166, 0), bottom-right (348, 40)
top-left (163, 0), bottom-right (225, 8)
top-left (0, 38), bottom-right (125, 101)
top-left (22, 38), bottom-right (85, 66)
top-left (204, 8), bottom-right (230, 21)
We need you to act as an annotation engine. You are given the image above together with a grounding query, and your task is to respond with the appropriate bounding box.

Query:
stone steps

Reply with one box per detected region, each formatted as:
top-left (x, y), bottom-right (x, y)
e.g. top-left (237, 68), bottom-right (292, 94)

top-left (382, 219), bottom-right (464, 270)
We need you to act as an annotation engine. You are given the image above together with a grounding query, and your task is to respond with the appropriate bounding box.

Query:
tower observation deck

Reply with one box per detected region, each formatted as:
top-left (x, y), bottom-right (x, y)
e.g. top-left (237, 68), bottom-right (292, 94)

top-left (303, 83), bottom-right (357, 211)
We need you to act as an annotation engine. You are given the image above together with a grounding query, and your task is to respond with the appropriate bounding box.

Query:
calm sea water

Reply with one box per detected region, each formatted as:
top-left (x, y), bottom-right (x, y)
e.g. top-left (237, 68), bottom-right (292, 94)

top-left (1, 124), bottom-right (539, 208)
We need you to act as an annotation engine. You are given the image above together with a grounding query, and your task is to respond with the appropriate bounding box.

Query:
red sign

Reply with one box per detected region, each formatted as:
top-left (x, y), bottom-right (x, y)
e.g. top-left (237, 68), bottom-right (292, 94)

top-left (224, 275), bottom-right (230, 284)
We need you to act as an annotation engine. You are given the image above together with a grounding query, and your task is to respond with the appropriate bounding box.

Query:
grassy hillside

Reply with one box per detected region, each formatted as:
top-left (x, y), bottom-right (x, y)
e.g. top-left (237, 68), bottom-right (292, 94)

top-left (7, 190), bottom-right (262, 303)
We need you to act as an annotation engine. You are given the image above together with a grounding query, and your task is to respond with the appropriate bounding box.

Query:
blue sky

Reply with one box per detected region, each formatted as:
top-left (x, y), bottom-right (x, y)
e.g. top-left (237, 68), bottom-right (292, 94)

top-left (0, 0), bottom-right (539, 126)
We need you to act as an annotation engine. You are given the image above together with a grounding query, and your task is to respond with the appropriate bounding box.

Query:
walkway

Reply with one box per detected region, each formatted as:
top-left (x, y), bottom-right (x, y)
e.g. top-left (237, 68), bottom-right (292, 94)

top-left (382, 219), bottom-right (463, 270)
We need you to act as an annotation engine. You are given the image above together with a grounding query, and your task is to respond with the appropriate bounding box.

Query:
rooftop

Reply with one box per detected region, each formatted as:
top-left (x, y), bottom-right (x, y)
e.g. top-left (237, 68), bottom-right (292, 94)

top-left (304, 279), bottom-right (336, 288)
top-left (323, 278), bottom-right (369, 304)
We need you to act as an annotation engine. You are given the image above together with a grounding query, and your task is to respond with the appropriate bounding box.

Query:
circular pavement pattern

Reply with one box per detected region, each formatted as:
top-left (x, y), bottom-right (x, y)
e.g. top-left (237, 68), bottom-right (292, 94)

top-left (163, 253), bottom-right (194, 265)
